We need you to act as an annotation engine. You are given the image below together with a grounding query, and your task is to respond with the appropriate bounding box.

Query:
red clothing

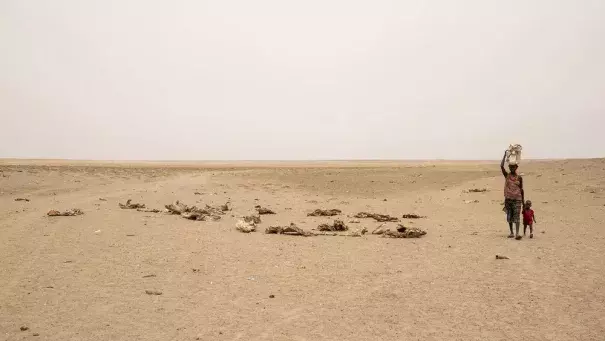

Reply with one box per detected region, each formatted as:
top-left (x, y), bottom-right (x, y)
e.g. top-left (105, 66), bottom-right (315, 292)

top-left (504, 174), bottom-right (522, 200)
top-left (523, 209), bottom-right (534, 224)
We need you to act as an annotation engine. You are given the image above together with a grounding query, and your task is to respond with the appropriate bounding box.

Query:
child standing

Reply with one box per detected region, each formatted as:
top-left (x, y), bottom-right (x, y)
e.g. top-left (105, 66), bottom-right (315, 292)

top-left (523, 200), bottom-right (537, 238)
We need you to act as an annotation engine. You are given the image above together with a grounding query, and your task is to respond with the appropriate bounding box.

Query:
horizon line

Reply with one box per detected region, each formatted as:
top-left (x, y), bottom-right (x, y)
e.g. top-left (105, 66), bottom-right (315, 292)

top-left (2, 157), bottom-right (601, 163)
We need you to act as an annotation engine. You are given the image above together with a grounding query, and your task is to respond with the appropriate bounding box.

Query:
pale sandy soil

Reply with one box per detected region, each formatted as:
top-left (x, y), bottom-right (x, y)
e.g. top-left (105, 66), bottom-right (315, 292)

top-left (1, 159), bottom-right (604, 341)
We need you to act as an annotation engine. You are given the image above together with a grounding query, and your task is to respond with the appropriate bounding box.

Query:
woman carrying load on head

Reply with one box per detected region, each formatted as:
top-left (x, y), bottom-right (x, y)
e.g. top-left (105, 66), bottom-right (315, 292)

top-left (501, 150), bottom-right (524, 240)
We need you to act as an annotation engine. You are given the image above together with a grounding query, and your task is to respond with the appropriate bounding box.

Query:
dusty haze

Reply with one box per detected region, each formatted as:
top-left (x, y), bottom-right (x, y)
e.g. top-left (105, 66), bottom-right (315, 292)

top-left (1, 0), bottom-right (604, 160)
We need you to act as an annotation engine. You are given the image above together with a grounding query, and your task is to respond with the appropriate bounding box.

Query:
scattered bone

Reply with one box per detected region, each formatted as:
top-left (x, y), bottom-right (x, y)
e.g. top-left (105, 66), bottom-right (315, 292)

top-left (145, 290), bottom-right (163, 295)
top-left (265, 223), bottom-right (312, 236)
top-left (349, 219), bottom-right (360, 223)
top-left (495, 255), bottom-right (509, 260)
top-left (372, 225), bottom-right (390, 235)
top-left (347, 227), bottom-right (368, 237)
top-left (317, 220), bottom-right (348, 231)
top-left (402, 214), bottom-right (425, 219)
top-left (142, 274), bottom-right (156, 278)
top-left (255, 205), bottom-right (275, 215)
top-left (464, 200), bottom-right (480, 204)
top-left (119, 199), bottom-right (146, 209)
top-left (14, 198), bottom-right (30, 202)
top-left (354, 212), bottom-right (399, 222)
top-left (382, 225), bottom-right (427, 238)
top-left (47, 209), bottom-right (83, 217)
top-left (307, 209), bottom-right (342, 217)
top-left (236, 220), bottom-right (256, 233)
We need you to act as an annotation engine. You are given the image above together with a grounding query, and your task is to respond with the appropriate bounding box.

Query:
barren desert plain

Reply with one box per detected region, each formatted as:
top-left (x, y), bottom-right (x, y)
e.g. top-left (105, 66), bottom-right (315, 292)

top-left (1, 159), bottom-right (604, 341)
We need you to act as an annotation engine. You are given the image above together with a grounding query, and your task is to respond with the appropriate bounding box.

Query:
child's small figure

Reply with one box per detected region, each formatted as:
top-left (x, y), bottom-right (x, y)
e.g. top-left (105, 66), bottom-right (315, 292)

top-left (523, 200), bottom-right (537, 238)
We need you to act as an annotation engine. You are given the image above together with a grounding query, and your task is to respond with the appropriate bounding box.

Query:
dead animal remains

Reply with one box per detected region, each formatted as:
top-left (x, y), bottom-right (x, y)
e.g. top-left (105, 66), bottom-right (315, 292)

top-left (164, 200), bottom-right (227, 221)
top-left (47, 209), bottom-right (84, 217)
top-left (346, 227), bottom-right (368, 237)
top-left (372, 224), bottom-right (390, 235)
top-left (265, 223), bottom-right (312, 236)
top-left (307, 209), bottom-right (342, 217)
top-left (381, 225), bottom-right (427, 238)
top-left (354, 212), bottom-right (399, 222)
top-left (243, 215), bottom-right (261, 224)
top-left (119, 199), bottom-right (146, 209)
top-left (165, 201), bottom-right (189, 215)
top-left (255, 205), bottom-right (275, 215)
top-left (314, 227), bottom-right (368, 237)
top-left (236, 214), bottom-right (261, 233)
top-left (317, 220), bottom-right (348, 231)
top-left (137, 208), bottom-right (162, 213)
top-left (265, 223), bottom-right (365, 237)
top-left (466, 188), bottom-right (488, 193)
top-left (401, 214), bottom-right (425, 219)
top-left (236, 220), bottom-right (256, 233)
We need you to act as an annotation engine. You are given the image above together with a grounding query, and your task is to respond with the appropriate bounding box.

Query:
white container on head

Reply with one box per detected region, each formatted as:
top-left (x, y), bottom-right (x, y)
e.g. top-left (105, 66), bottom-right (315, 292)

top-left (507, 144), bottom-right (522, 165)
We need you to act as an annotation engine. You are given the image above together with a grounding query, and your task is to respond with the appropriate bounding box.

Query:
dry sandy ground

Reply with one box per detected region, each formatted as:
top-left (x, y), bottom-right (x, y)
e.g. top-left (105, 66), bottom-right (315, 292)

top-left (1, 159), bottom-right (604, 341)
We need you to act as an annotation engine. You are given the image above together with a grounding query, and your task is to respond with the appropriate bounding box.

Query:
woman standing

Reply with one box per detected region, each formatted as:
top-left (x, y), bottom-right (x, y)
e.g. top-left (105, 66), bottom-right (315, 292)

top-left (501, 151), bottom-right (524, 239)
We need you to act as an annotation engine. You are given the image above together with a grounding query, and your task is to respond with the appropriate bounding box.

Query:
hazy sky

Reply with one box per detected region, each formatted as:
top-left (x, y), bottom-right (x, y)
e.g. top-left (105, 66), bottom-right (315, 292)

top-left (1, 0), bottom-right (604, 160)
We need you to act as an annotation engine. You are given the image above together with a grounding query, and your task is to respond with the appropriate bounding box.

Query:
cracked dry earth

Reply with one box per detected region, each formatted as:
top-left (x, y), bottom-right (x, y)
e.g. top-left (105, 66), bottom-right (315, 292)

top-left (1, 159), bottom-right (604, 340)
